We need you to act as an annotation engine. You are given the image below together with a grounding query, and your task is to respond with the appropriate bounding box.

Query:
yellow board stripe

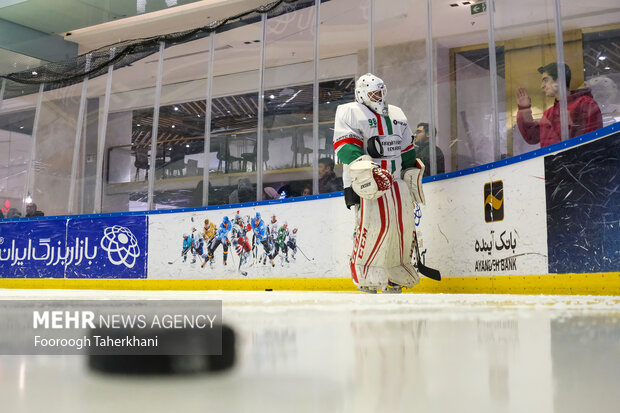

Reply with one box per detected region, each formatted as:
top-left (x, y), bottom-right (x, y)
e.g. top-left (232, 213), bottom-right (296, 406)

top-left (0, 273), bottom-right (618, 295)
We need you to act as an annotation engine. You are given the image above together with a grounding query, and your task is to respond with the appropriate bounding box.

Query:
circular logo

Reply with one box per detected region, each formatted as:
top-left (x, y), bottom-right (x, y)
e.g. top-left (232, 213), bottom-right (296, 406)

top-left (100, 226), bottom-right (140, 268)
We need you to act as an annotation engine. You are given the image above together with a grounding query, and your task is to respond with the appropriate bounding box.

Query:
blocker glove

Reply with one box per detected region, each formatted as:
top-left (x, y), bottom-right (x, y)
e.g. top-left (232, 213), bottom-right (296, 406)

top-left (349, 155), bottom-right (393, 200)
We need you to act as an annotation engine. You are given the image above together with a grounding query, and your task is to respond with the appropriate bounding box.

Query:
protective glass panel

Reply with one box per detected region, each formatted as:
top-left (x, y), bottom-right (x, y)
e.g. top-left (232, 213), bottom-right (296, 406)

top-left (263, 2), bottom-right (317, 199)
top-left (432, 1), bottom-right (494, 172)
top-left (0, 80), bottom-right (38, 218)
top-left (494, 0), bottom-right (558, 157)
top-left (374, 0), bottom-right (432, 175)
top-left (320, 0), bottom-right (370, 187)
top-left (154, 34), bottom-right (210, 209)
top-left (209, 22), bottom-right (261, 206)
top-left (31, 82), bottom-right (83, 216)
top-left (103, 44), bottom-right (161, 212)
top-left (561, 1), bottom-right (619, 129)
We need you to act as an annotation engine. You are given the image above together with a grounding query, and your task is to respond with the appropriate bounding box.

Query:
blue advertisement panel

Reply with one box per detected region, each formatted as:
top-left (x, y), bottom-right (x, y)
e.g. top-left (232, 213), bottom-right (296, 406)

top-left (65, 216), bottom-right (148, 279)
top-left (0, 220), bottom-right (68, 278)
top-left (0, 216), bottom-right (148, 279)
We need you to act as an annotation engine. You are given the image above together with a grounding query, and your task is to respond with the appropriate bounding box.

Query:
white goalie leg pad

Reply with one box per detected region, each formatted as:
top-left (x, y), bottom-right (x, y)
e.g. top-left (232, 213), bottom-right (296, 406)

top-left (402, 158), bottom-right (426, 205)
top-left (349, 180), bottom-right (419, 289)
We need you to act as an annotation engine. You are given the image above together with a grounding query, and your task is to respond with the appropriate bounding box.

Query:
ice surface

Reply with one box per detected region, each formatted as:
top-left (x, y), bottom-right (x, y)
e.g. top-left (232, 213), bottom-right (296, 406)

top-left (1, 290), bottom-right (619, 413)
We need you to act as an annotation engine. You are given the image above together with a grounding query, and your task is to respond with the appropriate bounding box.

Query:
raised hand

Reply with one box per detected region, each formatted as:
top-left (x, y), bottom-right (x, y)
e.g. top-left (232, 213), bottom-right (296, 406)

top-left (516, 88), bottom-right (531, 108)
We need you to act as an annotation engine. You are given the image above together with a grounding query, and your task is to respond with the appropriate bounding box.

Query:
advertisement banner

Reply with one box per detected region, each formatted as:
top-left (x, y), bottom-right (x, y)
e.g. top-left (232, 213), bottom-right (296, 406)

top-left (417, 158), bottom-right (549, 277)
top-left (0, 216), bottom-right (148, 279)
top-left (65, 216), bottom-right (148, 279)
top-left (0, 220), bottom-right (67, 278)
top-left (148, 197), bottom-right (354, 280)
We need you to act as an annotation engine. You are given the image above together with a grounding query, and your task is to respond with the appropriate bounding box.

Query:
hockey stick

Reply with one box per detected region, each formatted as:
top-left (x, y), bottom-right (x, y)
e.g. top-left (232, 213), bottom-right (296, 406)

top-left (296, 246), bottom-right (314, 262)
top-left (168, 247), bottom-right (190, 264)
top-left (412, 231), bottom-right (441, 281)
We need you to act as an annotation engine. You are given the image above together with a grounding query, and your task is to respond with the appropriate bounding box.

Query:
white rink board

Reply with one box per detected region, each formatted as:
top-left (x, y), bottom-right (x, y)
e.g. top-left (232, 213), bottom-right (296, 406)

top-left (148, 197), bottom-right (355, 279)
top-left (417, 157), bottom-right (548, 277)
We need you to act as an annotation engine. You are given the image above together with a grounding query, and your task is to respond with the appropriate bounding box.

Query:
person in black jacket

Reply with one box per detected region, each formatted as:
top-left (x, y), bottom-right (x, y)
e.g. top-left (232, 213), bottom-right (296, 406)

top-left (318, 157), bottom-right (343, 194)
top-left (414, 122), bottom-right (445, 177)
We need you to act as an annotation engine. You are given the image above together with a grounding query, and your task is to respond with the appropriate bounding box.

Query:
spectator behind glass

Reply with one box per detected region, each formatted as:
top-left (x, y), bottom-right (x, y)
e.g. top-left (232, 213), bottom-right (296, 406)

top-left (263, 186), bottom-right (279, 200)
top-left (516, 62), bottom-right (603, 148)
top-left (414, 122), bottom-right (445, 177)
top-left (229, 178), bottom-right (254, 204)
top-left (25, 203), bottom-right (44, 217)
top-left (301, 184), bottom-right (312, 197)
top-left (318, 157), bottom-right (343, 194)
top-left (6, 208), bottom-right (21, 218)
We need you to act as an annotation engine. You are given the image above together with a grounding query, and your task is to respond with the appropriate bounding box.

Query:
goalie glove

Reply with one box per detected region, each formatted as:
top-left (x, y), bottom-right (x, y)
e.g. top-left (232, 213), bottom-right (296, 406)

top-left (402, 158), bottom-right (426, 205)
top-left (349, 155), bottom-right (393, 200)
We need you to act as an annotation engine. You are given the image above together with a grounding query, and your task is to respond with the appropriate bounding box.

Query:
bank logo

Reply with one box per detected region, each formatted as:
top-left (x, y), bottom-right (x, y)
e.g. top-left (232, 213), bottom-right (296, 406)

top-left (484, 180), bottom-right (504, 222)
top-left (100, 226), bottom-right (140, 268)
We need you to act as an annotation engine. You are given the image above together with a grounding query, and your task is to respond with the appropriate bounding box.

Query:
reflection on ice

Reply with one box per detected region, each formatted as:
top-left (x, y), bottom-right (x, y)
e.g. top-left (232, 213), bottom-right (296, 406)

top-left (0, 291), bottom-right (618, 413)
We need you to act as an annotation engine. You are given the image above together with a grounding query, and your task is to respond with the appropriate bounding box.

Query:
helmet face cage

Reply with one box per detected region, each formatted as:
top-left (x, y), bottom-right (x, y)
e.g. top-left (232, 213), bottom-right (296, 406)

top-left (355, 73), bottom-right (388, 115)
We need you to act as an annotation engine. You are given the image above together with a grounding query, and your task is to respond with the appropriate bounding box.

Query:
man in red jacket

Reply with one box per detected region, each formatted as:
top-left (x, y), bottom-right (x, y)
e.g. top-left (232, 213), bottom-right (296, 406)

top-left (516, 62), bottom-right (602, 148)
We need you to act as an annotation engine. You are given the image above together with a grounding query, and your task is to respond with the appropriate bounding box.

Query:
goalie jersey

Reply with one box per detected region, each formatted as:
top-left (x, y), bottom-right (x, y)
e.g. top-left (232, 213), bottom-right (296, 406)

top-left (333, 101), bottom-right (416, 187)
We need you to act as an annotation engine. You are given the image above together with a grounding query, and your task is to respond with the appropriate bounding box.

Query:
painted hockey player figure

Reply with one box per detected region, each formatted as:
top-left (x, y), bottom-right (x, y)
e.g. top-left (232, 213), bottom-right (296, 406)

top-left (206, 216), bottom-right (232, 267)
top-left (181, 233), bottom-right (193, 263)
top-left (267, 214), bottom-right (279, 264)
top-left (231, 213), bottom-right (252, 269)
top-left (333, 73), bottom-right (426, 293)
top-left (276, 222), bottom-right (290, 265)
top-left (202, 218), bottom-right (217, 252)
top-left (287, 227), bottom-right (298, 261)
top-left (251, 212), bottom-right (274, 267)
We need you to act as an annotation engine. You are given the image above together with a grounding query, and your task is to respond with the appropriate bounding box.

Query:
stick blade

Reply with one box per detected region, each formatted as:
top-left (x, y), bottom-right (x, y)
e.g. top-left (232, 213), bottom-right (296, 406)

top-left (417, 263), bottom-right (441, 281)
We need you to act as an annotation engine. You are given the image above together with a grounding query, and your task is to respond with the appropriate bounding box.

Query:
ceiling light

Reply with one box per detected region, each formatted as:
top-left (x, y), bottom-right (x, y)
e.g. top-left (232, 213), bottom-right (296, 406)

top-left (31, 71), bottom-right (37, 75)
top-left (197, 114), bottom-right (201, 117)
top-left (598, 56), bottom-right (607, 61)
top-left (19, 126), bottom-right (24, 129)
top-left (269, 95), bottom-right (275, 99)
top-left (604, 66), bottom-right (611, 70)
top-left (137, 123), bottom-right (141, 127)
top-left (171, 125), bottom-right (175, 128)
top-left (186, 144), bottom-right (190, 148)
top-left (174, 106), bottom-right (179, 111)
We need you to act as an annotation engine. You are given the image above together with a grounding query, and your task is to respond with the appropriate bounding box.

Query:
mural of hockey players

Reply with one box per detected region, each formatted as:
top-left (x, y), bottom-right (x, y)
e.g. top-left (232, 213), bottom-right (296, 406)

top-left (231, 213), bottom-right (252, 269)
top-left (181, 233), bottom-right (193, 263)
top-left (267, 214), bottom-right (279, 263)
top-left (287, 227), bottom-right (298, 261)
top-left (276, 222), bottom-right (290, 265)
top-left (206, 216), bottom-right (232, 267)
top-left (251, 212), bottom-right (274, 267)
top-left (333, 73), bottom-right (426, 293)
top-left (202, 218), bottom-right (217, 251)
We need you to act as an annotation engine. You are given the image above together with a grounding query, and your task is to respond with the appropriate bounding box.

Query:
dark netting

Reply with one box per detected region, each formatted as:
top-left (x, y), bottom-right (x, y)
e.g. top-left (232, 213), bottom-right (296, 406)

top-left (0, 0), bottom-right (314, 95)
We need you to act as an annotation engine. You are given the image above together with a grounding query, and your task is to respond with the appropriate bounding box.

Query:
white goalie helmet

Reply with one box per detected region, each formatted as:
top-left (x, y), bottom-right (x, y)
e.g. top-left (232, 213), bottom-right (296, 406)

top-left (355, 73), bottom-right (388, 116)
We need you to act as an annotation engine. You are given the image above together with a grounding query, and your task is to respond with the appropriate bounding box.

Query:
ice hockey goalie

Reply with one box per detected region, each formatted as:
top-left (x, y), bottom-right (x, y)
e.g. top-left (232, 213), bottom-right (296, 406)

top-left (333, 73), bottom-right (426, 293)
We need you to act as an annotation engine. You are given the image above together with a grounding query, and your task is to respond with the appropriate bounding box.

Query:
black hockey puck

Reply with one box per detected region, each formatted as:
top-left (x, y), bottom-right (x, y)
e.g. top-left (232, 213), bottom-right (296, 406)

top-left (265, 288), bottom-right (272, 291)
top-left (88, 325), bottom-right (235, 375)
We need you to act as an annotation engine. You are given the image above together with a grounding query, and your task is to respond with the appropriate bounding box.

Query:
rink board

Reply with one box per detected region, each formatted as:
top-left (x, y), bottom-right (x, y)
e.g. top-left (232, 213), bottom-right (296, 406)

top-left (1, 124), bottom-right (618, 294)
